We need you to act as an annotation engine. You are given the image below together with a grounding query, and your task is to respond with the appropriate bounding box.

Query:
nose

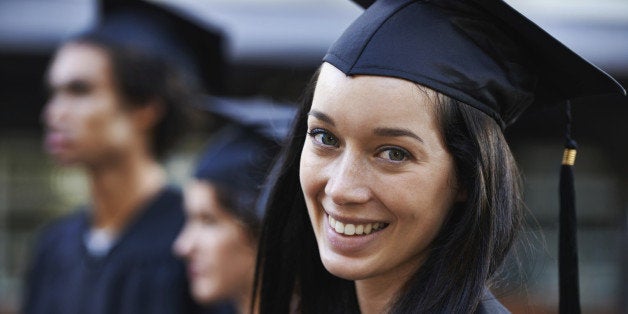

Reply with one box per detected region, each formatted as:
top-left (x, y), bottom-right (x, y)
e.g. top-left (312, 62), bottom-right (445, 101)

top-left (324, 150), bottom-right (372, 206)
top-left (41, 95), bottom-right (65, 128)
top-left (172, 224), bottom-right (195, 258)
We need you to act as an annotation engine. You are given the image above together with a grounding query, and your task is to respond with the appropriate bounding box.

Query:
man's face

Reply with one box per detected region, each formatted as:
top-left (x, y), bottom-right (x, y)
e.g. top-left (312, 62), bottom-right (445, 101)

top-left (43, 42), bottom-right (139, 166)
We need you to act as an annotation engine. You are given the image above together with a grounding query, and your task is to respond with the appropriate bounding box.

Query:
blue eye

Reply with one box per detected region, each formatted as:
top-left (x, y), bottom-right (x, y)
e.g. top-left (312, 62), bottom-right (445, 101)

top-left (307, 129), bottom-right (339, 147)
top-left (378, 147), bottom-right (409, 162)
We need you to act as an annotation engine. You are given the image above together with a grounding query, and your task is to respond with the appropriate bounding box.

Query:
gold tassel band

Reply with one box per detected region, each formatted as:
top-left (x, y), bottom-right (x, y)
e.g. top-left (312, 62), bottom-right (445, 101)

top-left (562, 148), bottom-right (577, 166)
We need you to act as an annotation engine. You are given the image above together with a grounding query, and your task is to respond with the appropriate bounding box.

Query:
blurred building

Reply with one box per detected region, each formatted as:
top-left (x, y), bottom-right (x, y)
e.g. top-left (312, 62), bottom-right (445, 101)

top-left (0, 0), bottom-right (627, 313)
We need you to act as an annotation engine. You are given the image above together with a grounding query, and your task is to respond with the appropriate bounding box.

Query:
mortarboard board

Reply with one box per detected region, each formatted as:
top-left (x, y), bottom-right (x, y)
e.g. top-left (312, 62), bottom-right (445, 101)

top-left (327, 0), bottom-right (624, 128)
top-left (194, 98), bottom-right (296, 221)
top-left (324, 0), bottom-right (626, 312)
top-left (204, 96), bottom-right (297, 141)
top-left (83, 0), bottom-right (225, 93)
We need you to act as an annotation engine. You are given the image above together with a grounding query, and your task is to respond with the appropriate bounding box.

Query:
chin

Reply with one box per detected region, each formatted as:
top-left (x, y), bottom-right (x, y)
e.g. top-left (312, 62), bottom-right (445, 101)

top-left (324, 265), bottom-right (365, 281)
top-left (45, 146), bottom-right (81, 165)
top-left (50, 154), bottom-right (80, 166)
top-left (192, 285), bottom-right (218, 305)
top-left (323, 262), bottom-right (375, 282)
top-left (319, 249), bottom-right (373, 281)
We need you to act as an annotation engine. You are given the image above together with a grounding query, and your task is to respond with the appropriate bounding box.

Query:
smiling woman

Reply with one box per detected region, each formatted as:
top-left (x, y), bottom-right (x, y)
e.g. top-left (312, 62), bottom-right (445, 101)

top-left (255, 62), bottom-right (519, 314)
top-left (301, 64), bottom-right (461, 289)
top-left (253, 0), bottom-right (624, 313)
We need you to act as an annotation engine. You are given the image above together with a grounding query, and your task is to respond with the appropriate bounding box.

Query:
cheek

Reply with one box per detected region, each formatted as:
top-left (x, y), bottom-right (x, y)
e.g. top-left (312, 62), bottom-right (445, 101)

top-left (209, 228), bottom-right (254, 271)
top-left (105, 116), bottom-right (135, 145)
top-left (72, 104), bottom-right (102, 137)
top-left (85, 110), bottom-right (134, 148)
top-left (379, 165), bottom-right (457, 224)
top-left (299, 144), bottom-right (329, 218)
top-left (193, 229), bottom-right (218, 259)
top-left (75, 92), bottom-right (121, 130)
top-left (299, 144), bottom-right (320, 201)
top-left (207, 229), bottom-right (255, 294)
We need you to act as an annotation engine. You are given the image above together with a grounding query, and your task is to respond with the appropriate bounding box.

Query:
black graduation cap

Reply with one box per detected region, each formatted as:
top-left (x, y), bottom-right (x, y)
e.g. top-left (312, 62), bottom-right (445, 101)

top-left (87, 0), bottom-right (225, 93)
top-left (327, 0), bottom-right (624, 128)
top-left (325, 0), bottom-right (626, 312)
top-left (205, 96), bottom-right (297, 141)
top-left (194, 98), bottom-right (296, 221)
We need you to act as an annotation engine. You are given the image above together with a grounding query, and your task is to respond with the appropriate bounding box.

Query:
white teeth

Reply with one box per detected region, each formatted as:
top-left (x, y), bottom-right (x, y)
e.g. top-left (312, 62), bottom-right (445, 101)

top-left (328, 214), bottom-right (385, 236)
top-left (344, 224), bottom-right (356, 235)
top-left (355, 224), bottom-right (364, 235)
top-left (335, 221), bottom-right (345, 233)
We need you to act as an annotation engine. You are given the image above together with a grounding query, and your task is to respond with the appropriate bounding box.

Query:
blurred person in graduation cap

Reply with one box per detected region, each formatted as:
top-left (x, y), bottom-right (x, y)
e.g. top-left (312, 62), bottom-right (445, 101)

top-left (23, 0), bottom-right (223, 313)
top-left (253, 0), bottom-right (626, 313)
top-left (172, 98), bottom-right (295, 313)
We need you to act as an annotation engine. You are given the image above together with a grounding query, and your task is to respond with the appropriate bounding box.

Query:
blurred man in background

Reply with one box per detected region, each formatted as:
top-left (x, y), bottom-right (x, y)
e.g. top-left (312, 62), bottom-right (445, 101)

top-left (22, 1), bottom-right (223, 313)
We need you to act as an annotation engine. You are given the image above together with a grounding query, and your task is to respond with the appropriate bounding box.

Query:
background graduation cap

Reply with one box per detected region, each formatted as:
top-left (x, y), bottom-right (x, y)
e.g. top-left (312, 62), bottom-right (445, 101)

top-left (328, 0), bottom-right (626, 312)
top-left (194, 97), bottom-right (297, 223)
top-left (87, 0), bottom-right (225, 94)
top-left (204, 96), bottom-right (297, 141)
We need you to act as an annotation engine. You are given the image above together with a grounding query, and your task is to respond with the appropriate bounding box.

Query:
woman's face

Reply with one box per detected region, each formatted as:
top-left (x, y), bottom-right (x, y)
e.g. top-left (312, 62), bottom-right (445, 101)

top-left (300, 63), bottom-right (462, 283)
top-left (173, 181), bottom-right (256, 305)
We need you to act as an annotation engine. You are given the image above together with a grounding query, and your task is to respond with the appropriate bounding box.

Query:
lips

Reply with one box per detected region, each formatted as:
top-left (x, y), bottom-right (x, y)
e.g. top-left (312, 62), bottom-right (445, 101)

top-left (44, 131), bottom-right (71, 153)
top-left (187, 262), bottom-right (205, 279)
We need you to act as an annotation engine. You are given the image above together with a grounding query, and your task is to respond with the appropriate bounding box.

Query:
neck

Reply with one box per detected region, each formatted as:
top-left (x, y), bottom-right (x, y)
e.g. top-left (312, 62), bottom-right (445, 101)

top-left (86, 151), bottom-right (166, 233)
top-left (235, 292), bottom-right (252, 314)
top-left (354, 257), bottom-right (424, 314)
top-left (355, 276), bottom-right (403, 314)
top-left (235, 275), bottom-right (254, 314)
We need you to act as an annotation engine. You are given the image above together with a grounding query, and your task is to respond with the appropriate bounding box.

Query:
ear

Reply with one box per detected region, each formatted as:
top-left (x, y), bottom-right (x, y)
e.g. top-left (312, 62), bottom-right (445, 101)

top-left (131, 100), bottom-right (164, 132)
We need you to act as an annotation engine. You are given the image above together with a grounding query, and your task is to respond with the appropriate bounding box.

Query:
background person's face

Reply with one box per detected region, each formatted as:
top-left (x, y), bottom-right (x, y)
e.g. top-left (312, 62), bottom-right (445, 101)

top-left (173, 181), bottom-right (256, 305)
top-left (42, 43), bottom-right (138, 166)
top-left (300, 63), bottom-right (462, 285)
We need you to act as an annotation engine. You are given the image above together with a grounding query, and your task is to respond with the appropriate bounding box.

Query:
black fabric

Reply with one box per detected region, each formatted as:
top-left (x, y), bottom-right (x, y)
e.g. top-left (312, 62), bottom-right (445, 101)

top-left (559, 163), bottom-right (581, 314)
top-left (89, 0), bottom-right (224, 93)
top-left (558, 102), bottom-right (581, 313)
top-left (22, 187), bottom-right (215, 314)
top-left (326, 0), bottom-right (625, 128)
top-left (193, 99), bottom-right (295, 221)
top-left (194, 125), bottom-right (280, 201)
top-left (202, 96), bottom-right (297, 141)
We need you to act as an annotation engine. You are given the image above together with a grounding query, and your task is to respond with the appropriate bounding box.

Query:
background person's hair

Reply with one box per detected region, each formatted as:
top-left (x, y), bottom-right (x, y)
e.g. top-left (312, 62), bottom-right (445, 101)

top-left (209, 134), bottom-right (281, 241)
top-left (212, 183), bottom-right (261, 239)
top-left (68, 34), bottom-right (196, 159)
top-left (253, 71), bottom-right (524, 313)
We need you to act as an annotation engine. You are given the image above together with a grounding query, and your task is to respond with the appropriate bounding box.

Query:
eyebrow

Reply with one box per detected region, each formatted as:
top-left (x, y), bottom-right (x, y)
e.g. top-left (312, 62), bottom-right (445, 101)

top-left (47, 78), bottom-right (90, 90)
top-left (307, 110), bottom-right (335, 126)
top-left (308, 110), bottom-right (424, 143)
top-left (374, 127), bottom-right (424, 143)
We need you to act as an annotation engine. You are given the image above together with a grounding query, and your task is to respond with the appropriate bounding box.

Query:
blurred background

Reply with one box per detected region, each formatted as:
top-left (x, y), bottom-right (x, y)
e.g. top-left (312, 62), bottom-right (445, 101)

top-left (0, 0), bottom-right (626, 313)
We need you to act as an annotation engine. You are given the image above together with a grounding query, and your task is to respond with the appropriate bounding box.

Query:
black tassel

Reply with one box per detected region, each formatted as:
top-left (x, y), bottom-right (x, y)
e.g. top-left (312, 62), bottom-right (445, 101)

top-left (559, 101), bottom-right (581, 314)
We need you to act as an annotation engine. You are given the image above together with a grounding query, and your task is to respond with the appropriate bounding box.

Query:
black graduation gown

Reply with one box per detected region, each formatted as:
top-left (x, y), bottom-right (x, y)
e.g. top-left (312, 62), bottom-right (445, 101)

top-left (22, 187), bottom-right (206, 314)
